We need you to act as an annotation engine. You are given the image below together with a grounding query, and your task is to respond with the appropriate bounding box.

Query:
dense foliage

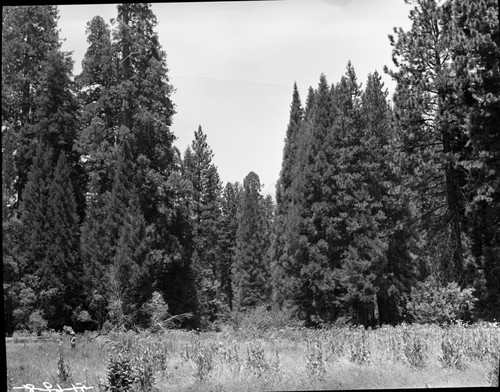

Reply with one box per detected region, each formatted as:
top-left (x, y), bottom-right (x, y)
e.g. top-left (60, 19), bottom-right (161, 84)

top-left (2, 1), bottom-right (499, 334)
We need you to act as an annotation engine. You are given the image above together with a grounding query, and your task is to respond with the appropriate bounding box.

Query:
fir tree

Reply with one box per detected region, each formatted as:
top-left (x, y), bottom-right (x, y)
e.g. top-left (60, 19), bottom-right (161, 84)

top-left (183, 126), bottom-right (223, 325)
top-left (361, 71), bottom-right (418, 325)
top-left (272, 82), bottom-right (304, 306)
top-left (220, 182), bottom-right (242, 311)
top-left (44, 152), bottom-right (83, 327)
top-left (233, 172), bottom-right (271, 310)
top-left (15, 144), bottom-right (53, 329)
top-left (291, 73), bottom-right (341, 325)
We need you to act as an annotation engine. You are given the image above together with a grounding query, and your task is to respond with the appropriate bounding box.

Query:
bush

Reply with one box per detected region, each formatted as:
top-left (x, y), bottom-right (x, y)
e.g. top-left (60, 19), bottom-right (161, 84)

top-left (230, 305), bottom-right (304, 333)
top-left (406, 276), bottom-right (477, 324)
top-left (27, 310), bottom-right (47, 335)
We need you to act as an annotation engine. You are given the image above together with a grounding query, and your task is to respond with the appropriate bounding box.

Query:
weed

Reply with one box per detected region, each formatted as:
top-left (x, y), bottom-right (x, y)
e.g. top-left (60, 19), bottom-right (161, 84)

top-left (219, 341), bottom-right (242, 374)
top-left (439, 331), bottom-right (467, 370)
top-left (324, 329), bottom-right (345, 362)
top-left (348, 329), bottom-right (371, 364)
top-left (105, 352), bottom-right (135, 392)
top-left (246, 340), bottom-right (269, 378)
top-left (486, 357), bottom-right (499, 387)
top-left (402, 329), bottom-right (427, 368)
top-left (269, 349), bottom-right (283, 382)
top-left (306, 338), bottom-right (326, 380)
top-left (193, 341), bottom-right (215, 382)
top-left (133, 349), bottom-right (157, 392)
top-left (57, 345), bottom-right (73, 385)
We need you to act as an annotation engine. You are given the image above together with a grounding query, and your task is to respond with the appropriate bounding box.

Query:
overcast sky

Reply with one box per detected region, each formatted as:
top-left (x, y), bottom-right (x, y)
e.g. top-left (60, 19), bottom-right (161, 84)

top-left (57, 0), bottom-right (413, 197)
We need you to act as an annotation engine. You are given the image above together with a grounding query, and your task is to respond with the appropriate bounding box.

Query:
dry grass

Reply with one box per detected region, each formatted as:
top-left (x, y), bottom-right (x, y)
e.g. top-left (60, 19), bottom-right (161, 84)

top-left (6, 322), bottom-right (499, 391)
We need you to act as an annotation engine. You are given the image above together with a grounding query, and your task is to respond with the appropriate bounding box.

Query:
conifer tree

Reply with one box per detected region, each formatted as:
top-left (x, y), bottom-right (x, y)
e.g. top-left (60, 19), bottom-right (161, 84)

top-left (45, 152), bottom-right (83, 327)
top-left (16, 144), bottom-right (53, 328)
top-left (76, 4), bottom-right (193, 324)
top-left (108, 191), bottom-right (149, 328)
top-left (183, 126), bottom-right (223, 325)
top-left (291, 73), bottom-right (342, 325)
top-left (361, 72), bottom-right (418, 324)
top-left (272, 83), bottom-right (304, 306)
top-left (233, 172), bottom-right (271, 310)
top-left (450, 0), bottom-right (500, 316)
top-left (75, 15), bottom-right (120, 196)
top-left (114, 4), bottom-right (176, 224)
top-left (219, 182), bottom-right (242, 311)
top-left (2, 6), bottom-right (62, 209)
top-left (4, 6), bottom-right (84, 220)
top-left (386, 0), bottom-right (468, 285)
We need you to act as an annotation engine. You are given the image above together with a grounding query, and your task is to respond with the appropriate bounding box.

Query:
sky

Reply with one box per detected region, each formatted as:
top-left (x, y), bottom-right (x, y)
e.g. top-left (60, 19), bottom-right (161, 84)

top-left (57, 0), bottom-right (413, 197)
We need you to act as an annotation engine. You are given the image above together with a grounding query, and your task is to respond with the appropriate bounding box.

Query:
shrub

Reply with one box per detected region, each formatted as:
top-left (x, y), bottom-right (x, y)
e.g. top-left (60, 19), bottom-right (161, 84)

top-left (27, 310), bottom-right (47, 335)
top-left (143, 291), bottom-right (170, 331)
top-left (406, 276), bottom-right (477, 324)
top-left (231, 305), bottom-right (304, 333)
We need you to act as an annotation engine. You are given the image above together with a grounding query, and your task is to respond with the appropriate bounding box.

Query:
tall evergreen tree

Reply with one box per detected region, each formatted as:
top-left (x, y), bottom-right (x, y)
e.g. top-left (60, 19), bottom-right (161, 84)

top-left (3, 6), bottom-right (85, 222)
top-left (450, 0), bottom-right (500, 316)
top-left (16, 143), bottom-right (53, 328)
top-left (2, 6), bottom-right (62, 209)
top-left (183, 126), bottom-right (223, 325)
top-left (44, 152), bottom-right (83, 328)
top-left (233, 172), bottom-right (271, 310)
top-left (219, 182), bottom-right (242, 311)
top-left (272, 82), bottom-right (304, 306)
top-left (114, 4), bottom-right (176, 224)
top-left (386, 0), bottom-right (469, 285)
top-left (13, 145), bottom-right (82, 329)
top-left (77, 4), bottom-right (194, 325)
top-left (291, 73), bottom-right (342, 325)
top-left (361, 72), bottom-right (418, 325)
top-left (75, 15), bottom-right (120, 196)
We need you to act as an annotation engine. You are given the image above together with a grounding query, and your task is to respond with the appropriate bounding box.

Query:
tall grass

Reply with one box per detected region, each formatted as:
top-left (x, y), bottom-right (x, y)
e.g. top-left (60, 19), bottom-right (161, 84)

top-left (6, 321), bottom-right (500, 391)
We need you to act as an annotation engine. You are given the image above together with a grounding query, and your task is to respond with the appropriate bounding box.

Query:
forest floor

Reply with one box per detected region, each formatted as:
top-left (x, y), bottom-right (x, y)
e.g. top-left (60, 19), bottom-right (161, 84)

top-left (6, 322), bottom-right (500, 391)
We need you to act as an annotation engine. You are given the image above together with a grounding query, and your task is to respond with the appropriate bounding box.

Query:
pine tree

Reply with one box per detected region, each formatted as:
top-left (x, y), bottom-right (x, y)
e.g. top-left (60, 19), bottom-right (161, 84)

top-left (219, 182), bottom-right (242, 311)
top-left (386, 0), bottom-right (468, 285)
top-left (233, 172), bottom-right (271, 310)
top-left (15, 143), bottom-right (53, 329)
top-left (361, 71), bottom-right (418, 325)
top-left (450, 0), bottom-right (500, 317)
top-left (183, 126), bottom-right (223, 325)
top-left (108, 191), bottom-right (149, 328)
top-left (290, 73), bottom-right (343, 325)
top-left (272, 82), bottom-right (304, 306)
top-left (44, 152), bottom-right (83, 328)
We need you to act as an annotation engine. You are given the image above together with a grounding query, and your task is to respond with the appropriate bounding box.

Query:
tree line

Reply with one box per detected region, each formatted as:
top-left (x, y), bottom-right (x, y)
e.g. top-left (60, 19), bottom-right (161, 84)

top-left (2, 1), bottom-right (499, 334)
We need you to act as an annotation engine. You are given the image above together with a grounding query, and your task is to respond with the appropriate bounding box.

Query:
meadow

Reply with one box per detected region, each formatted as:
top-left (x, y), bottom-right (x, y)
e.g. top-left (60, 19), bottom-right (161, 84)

top-left (6, 321), bottom-right (500, 391)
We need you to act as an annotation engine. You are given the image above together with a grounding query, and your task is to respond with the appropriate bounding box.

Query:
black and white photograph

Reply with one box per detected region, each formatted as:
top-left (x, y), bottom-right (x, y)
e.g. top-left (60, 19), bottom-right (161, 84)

top-left (3, 1), bottom-right (500, 391)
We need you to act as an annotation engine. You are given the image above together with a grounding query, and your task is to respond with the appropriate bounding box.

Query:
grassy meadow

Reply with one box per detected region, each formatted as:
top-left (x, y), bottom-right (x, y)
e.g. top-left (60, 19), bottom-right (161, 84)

top-left (6, 321), bottom-right (500, 391)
